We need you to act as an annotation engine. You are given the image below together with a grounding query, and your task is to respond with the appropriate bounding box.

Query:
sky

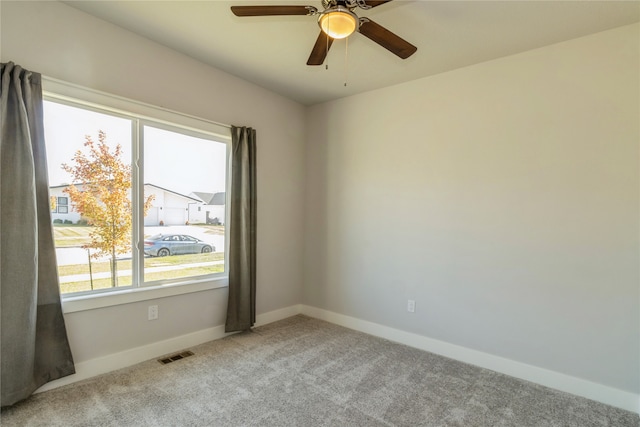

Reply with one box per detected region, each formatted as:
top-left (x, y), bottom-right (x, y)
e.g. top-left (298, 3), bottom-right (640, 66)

top-left (43, 101), bottom-right (227, 196)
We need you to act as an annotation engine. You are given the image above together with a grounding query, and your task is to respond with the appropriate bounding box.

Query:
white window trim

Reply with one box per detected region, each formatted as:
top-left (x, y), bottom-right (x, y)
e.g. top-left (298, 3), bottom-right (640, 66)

top-left (43, 77), bottom-right (231, 139)
top-left (43, 77), bottom-right (232, 314)
top-left (62, 278), bottom-right (228, 314)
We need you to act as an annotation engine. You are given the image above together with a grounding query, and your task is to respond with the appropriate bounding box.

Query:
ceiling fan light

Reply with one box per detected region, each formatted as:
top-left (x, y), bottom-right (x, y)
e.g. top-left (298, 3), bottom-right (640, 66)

top-left (318, 7), bottom-right (358, 39)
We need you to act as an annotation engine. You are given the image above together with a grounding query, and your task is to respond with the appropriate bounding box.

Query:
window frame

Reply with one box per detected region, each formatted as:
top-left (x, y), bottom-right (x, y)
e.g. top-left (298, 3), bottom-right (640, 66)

top-left (43, 77), bottom-right (232, 314)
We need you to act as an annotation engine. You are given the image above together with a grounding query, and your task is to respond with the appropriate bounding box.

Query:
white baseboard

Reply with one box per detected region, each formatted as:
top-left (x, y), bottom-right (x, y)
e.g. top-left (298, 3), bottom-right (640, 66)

top-left (255, 304), bottom-right (303, 327)
top-left (299, 305), bottom-right (640, 415)
top-left (36, 304), bottom-right (304, 394)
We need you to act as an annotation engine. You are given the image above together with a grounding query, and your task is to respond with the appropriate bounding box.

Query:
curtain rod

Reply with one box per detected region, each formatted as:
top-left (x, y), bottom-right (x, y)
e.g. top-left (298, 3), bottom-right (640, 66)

top-left (42, 75), bottom-right (232, 131)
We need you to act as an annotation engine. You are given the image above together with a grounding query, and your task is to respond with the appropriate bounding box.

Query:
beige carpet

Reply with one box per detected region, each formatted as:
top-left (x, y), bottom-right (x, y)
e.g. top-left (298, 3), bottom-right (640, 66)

top-left (1, 315), bottom-right (638, 426)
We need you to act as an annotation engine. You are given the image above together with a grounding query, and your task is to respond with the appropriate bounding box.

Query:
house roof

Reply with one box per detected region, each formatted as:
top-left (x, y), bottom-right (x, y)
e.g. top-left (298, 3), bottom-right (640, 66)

top-left (191, 191), bottom-right (226, 206)
top-left (144, 184), bottom-right (202, 202)
top-left (51, 182), bottom-right (201, 202)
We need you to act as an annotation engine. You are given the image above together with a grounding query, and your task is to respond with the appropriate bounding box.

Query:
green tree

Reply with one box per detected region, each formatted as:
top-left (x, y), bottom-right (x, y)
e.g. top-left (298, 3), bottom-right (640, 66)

top-left (62, 131), bottom-right (154, 287)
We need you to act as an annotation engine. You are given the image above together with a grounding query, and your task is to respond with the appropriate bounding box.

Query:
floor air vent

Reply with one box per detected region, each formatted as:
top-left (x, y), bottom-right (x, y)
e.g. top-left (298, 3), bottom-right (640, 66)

top-left (158, 350), bottom-right (194, 365)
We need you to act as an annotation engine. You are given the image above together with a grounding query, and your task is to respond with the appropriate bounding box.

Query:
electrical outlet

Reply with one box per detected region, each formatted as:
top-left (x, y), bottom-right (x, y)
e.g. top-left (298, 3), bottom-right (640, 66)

top-left (407, 299), bottom-right (415, 313)
top-left (148, 305), bottom-right (158, 320)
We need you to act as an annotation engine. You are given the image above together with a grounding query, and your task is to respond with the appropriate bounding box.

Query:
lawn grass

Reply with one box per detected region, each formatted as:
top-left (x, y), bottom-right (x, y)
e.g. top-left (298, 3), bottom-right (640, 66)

top-left (61, 276), bottom-right (134, 294)
top-left (53, 225), bottom-right (93, 247)
top-left (58, 252), bottom-right (225, 276)
top-left (60, 263), bottom-right (225, 294)
top-left (201, 225), bottom-right (225, 235)
top-left (58, 252), bottom-right (225, 294)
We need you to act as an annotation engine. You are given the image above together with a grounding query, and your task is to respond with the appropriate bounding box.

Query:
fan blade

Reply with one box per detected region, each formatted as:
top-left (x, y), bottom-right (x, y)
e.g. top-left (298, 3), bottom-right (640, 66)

top-left (231, 5), bottom-right (315, 16)
top-left (307, 31), bottom-right (334, 66)
top-left (358, 19), bottom-right (417, 59)
top-left (364, 0), bottom-right (393, 7)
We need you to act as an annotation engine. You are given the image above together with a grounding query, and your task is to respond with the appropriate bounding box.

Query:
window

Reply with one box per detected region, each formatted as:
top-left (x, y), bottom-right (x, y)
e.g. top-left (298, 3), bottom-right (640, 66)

top-left (57, 197), bottom-right (69, 214)
top-left (43, 95), bottom-right (230, 297)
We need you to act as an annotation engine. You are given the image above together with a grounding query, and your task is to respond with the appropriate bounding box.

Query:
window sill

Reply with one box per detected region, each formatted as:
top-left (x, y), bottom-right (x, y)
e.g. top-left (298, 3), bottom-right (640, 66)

top-left (61, 276), bottom-right (228, 314)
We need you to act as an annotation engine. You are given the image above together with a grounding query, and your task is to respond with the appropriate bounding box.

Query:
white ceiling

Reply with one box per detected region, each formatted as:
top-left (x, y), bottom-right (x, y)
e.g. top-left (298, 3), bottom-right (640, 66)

top-left (64, 0), bottom-right (639, 106)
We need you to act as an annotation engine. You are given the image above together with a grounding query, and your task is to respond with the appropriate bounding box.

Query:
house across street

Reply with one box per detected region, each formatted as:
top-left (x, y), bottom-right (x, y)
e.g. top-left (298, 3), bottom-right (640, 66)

top-left (50, 183), bottom-right (225, 226)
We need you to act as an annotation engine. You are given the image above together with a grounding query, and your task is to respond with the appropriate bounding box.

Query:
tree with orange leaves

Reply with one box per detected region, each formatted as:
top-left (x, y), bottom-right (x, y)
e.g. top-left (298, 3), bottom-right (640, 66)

top-left (62, 131), bottom-right (154, 287)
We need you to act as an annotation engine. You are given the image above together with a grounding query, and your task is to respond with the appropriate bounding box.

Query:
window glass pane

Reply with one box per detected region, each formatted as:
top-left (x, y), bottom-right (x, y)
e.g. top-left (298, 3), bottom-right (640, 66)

top-left (143, 125), bottom-right (226, 283)
top-left (44, 101), bottom-right (133, 294)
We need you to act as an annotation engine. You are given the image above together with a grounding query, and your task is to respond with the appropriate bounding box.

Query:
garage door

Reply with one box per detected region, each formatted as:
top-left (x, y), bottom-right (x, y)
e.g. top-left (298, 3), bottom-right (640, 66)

top-left (164, 207), bottom-right (185, 225)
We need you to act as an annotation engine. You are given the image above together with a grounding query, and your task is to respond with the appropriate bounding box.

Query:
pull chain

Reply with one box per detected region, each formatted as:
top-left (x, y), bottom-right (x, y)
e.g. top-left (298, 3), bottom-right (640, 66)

top-left (344, 36), bottom-right (349, 86)
top-left (325, 14), bottom-right (330, 70)
top-left (325, 35), bottom-right (329, 70)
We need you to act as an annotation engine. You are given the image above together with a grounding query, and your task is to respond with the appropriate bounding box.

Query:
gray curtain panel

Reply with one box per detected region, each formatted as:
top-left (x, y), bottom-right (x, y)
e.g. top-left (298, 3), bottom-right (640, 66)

top-left (225, 126), bottom-right (256, 333)
top-left (1, 62), bottom-right (75, 407)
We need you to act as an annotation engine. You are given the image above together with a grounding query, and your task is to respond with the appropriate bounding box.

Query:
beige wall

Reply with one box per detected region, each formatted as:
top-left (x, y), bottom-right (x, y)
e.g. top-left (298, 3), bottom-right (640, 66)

top-left (304, 23), bottom-right (639, 394)
top-left (1, 1), bottom-right (307, 362)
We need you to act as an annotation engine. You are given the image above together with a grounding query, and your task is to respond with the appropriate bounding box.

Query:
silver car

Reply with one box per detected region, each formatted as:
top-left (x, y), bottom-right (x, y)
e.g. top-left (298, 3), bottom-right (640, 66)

top-left (144, 234), bottom-right (214, 257)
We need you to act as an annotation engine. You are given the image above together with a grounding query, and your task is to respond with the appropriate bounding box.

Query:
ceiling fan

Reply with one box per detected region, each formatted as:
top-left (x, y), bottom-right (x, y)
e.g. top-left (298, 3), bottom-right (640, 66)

top-left (231, 0), bottom-right (417, 66)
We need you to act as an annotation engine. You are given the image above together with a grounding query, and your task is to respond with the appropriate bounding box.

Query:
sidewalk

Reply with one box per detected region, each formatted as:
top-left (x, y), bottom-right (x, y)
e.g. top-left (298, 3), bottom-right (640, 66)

top-left (59, 260), bottom-right (224, 283)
